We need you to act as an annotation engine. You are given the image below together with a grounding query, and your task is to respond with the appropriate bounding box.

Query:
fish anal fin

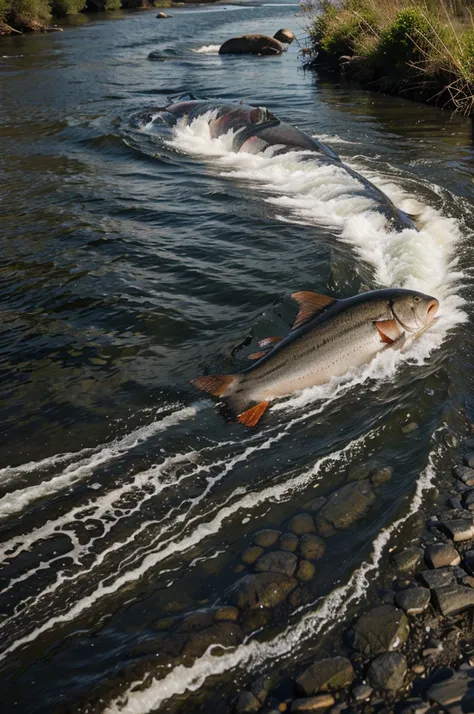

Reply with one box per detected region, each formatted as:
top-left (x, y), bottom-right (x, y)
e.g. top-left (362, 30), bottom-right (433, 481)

top-left (292, 291), bottom-right (336, 330)
top-left (247, 351), bottom-right (267, 361)
top-left (237, 401), bottom-right (270, 427)
top-left (258, 336), bottom-right (282, 348)
top-left (190, 374), bottom-right (237, 398)
top-left (375, 319), bottom-right (402, 345)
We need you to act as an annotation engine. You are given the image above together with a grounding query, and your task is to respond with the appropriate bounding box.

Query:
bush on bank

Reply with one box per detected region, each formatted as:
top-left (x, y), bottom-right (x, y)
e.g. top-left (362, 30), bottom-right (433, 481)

top-left (302, 0), bottom-right (474, 114)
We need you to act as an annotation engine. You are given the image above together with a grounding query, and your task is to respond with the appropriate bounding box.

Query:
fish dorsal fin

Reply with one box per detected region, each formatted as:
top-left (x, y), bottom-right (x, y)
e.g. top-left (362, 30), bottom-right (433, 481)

top-left (291, 291), bottom-right (337, 330)
top-left (247, 351), bottom-right (267, 361)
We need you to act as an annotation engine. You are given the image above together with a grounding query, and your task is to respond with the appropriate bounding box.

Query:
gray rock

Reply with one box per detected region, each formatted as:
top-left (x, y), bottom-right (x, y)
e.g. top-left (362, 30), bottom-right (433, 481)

top-left (351, 605), bottom-right (409, 655)
top-left (440, 519), bottom-right (474, 542)
top-left (296, 560), bottom-right (315, 581)
top-left (432, 583), bottom-right (474, 616)
top-left (227, 573), bottom-right (297, 609)
top-left (463, 452), bottom-right (474, 469)
top-left (315, 480), bottom-right (376, 537)
top-left (279, 532), bottom-right (299, 552)
top-left (253, 529), bottom-right (281, 548)
top-left (427, 668), bottom-right (474, 711)
top-left (291, 695), bottom-right (336, 711)
top-left (367, 652), bottom-right (407, 691)
top-left (273, 28), bottom-right (295, 44)
top-left (425, 543), bottom-right (461, 568)
top-left (395, 587), bottom-right (431, 615)
top-left (219, 35), bottom-right (285, 56)
top-left (391, 546), bottom-right (424, 573)
top-left (236, 691), bottom-right (260, 713)
top-left (453, 464), bottom-right (474, 487)
top-left (352, 684), bottom-right (373, 701)
top-left (419, 566), bottom-right (459, 588)
top-left (255, 551), bottom-right (298, 577)
top-left (299, 534), bottom-right (326, 560)
top-left (242, 546), bottom-right (265, 564)
top-left (448, 495), bottom-right (463, 509)
top-left (289, 513), bottom-right (316, 535)
top-left (182, 622), bottom-right (243, 658)
top-left (296, 656), bottom-right (355, 696)
top-left (463, 489), bottom-right (474, 506)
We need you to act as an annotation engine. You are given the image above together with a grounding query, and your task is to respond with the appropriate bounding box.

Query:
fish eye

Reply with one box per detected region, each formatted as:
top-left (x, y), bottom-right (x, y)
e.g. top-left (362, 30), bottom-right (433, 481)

top-left (414, 296), bottom-right (421, 303)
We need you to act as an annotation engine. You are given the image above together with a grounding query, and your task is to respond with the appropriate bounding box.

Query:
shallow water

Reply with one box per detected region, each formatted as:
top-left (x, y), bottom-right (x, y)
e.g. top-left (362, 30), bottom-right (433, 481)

top-left (1, 3), bottom-right (474, 713)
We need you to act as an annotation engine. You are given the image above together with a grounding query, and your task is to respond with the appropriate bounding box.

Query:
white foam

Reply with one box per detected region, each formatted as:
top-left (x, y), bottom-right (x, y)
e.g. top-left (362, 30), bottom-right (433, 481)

top-left (102, 436), bottom-right (441, 714)
top-left (192, 45), bottom-right (221, 54)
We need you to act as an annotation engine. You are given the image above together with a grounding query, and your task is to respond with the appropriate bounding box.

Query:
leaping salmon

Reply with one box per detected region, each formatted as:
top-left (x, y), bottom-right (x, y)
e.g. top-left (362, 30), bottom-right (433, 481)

top-left (191, 288), bottom-right (439, 427)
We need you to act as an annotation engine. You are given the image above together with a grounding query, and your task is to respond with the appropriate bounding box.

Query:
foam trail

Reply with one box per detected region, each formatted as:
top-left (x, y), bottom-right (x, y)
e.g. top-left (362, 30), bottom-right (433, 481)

top-left (0, 406), bottom-right (197, 520)
top-left (102, 436), bottom-right (441, 714)
top-left (192, 45), bottom-right (220, 54)
top-left (0, 433), bottom-right (367, 662)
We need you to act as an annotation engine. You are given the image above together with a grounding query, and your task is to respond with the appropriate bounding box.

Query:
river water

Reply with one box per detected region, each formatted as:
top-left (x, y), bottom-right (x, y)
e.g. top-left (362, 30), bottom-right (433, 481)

top-left (1, 3), bottom-right (474, 713)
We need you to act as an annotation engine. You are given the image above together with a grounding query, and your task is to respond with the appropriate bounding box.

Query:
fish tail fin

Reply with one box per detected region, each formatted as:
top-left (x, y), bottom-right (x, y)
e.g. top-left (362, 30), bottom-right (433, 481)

top-left (190, 374), bottom-right (238, 398)
top-left (237, 401), bottom-right (270, 428)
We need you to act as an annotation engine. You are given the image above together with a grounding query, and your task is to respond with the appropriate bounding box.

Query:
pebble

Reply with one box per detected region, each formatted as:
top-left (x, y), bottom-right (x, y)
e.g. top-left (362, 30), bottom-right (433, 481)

top-left (395, 586), bottom-right (431, 615)
top-left (401, 421), bottom-right (418, 434)
top-left (296, 560), bottom-right (315, 581)
top-left (289, 514), bottom-right (316, 536)
top-left (463, 452), bottom-right (474, 469)
top-left (425, 543), bottom-right (461, 568)
top-left (390, 546), bottom-right (424, 573)
top-left (255, 551), bottom-right (298, 578)
top-left (440, 519), bottom-right (474, 542)
top-left (291, 695), bottom-right (336, 711)
top-left (352, 684), bottom-right (373, 701)
top-left (351, 605), bottom-right (409, 655)
top-left (299, 534), bottom-right (326, 560)
top-left (463, 575), bottom-right (474, 588)
top-left (412, 664), bottom-right (425, 674)
top-left (296, 656), bottom-right (354, 696)
top-left (432, 582), bottom-right (474, 616)
top-left (253, 529), bottom-right (281, 548)
top-left (367, 652), bottom-right (407, 691)
top-left (279, 533), bottom-right (299, 552)
top-left (453, 465), bottom-right (474, 487)
top-left (242, 546), bottom-right (265, 564)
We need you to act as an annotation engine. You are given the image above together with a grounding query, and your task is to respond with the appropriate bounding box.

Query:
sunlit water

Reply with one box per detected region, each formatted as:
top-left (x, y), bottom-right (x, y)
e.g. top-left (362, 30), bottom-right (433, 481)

top-left (1, 3), bottom-right (474, 713)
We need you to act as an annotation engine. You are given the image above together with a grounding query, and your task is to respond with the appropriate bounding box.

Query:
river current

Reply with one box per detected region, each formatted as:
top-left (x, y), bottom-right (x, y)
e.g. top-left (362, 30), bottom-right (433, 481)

top-left (1, 3), bottom-right (474, 713)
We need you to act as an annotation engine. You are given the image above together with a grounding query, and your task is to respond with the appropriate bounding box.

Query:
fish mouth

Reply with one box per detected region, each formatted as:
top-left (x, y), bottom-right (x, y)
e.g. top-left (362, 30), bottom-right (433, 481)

top-left (426, 298), bottom-right (439, 322)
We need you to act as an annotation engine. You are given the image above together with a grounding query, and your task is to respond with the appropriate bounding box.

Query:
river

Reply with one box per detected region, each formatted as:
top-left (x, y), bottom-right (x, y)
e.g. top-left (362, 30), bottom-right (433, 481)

top-left (0, 3), bottom-right (473, 713)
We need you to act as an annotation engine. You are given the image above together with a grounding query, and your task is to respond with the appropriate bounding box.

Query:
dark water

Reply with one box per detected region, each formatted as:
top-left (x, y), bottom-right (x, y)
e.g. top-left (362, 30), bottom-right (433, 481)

top-left (1, 4), bottom-right (474, 713)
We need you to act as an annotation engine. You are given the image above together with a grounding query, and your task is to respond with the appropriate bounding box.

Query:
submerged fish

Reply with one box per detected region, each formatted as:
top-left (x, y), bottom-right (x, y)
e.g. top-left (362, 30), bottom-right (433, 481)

top-left (191, 288), bottom-right (439, 426)
top-left (134, 96), bottom-right (417, 232)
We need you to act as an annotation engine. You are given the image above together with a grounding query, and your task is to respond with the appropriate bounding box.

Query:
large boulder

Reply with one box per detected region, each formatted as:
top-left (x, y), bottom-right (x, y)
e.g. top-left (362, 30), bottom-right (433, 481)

top-left (350, 605), bottom-right (409, 655)
top-left (274, 28), bottom-right (295, 44)
top-left (315, 480), bottom-right (376, 536)
top-left (219, 35), bottom-right (285, 56)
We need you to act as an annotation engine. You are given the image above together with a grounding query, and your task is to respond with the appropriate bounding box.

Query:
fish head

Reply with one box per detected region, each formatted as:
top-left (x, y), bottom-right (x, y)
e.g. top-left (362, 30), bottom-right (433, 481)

top-left (390, 290), bottom-right (439, 332)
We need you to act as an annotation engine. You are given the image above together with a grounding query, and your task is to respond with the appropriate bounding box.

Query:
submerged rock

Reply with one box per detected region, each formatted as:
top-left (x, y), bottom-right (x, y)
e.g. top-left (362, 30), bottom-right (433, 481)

top-left (182, 622), bottom-right (243, 658)
top-left (299, 534), bottom-right (325, 560)
top-left (214, 606), bottom-right (239, 622)
top-left (227, 572), bottom-right (297, 609)
top-left (236, 691), bottom-right (260, 713)
top-left (273, 28), bottom-right (295, 44)
top-left (289, 513), bottom-right (316, 535)
top-left (350, 605), bottom-right (409, 655)
top-left (296, 560), bottom-right (315, 581)
top-left (315, 480), bottom-right (376, 536)
top-left (219, 35), bottom-right (285, 56)
top-left (367, 652), bottom-right (407, 691)
top-left (296, 656), bottom-right (355, 696)
top-left (254, 529), bottom-right (281, 548)
top-left (242, 545), bottom-right (265, 564)
top-left (254, 551), bottom-right (298, 577)
top-left (279, 532), bottom-right (299, 552)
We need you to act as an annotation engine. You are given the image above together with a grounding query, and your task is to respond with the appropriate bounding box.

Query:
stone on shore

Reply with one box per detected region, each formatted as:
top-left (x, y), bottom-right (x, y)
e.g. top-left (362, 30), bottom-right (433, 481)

top-left (315, 480), bottom-right (376, 537)
top-left (289, 513), bottom-right (316, 535)
top-left (425, 543), bottom-right (461, 568)
top-left (352, 684), bottom-right (373, 701)
top-left (273, 28), bottom-right (295, 44)
top-left (351, 605), bottom-right (409, 655)
top-left (367, 652), bottom-right (407, 691)
top-left (395, 586), bottom-right (431, 615)
top-left (453, 464), bottom-right (474, 486)
top-left (418, 566), bottom-right (461, 589)
top-left (296, 656), bottom-right (355, 696)
top-left (440, 518), bottom-right (474, 542)
top-left (219, 35), bottom-right (285, 56)
top-left (432, 582), bottom-right (474, 616)
top-left (291, 695), bottom-right (335, 711)
top-left (299, 534), bottom-right (326, 560)
top-left (254, 529), bottom-right (281, 548)
top-left (227, 573), bottom-right (297, 609)
top-left (391, 546), bottom-right (424, 573)
top-left (427, 667), bottom-right (474, 711)
top-left (254, 551), bottom-right (298, 577)
top-left (463, 452), bottom-right (474, 469)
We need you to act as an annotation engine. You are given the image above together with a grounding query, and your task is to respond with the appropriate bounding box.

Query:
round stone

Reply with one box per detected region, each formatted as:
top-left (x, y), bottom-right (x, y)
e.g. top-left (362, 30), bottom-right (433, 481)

top-left (253, 529), bottom-right (281, 548)
top-left (296, 559), bottom-right (315, 581)
top-left (289, 513), bottom-right (316, 535)
top-left (299, 533), bottom-right (326, 560)
top-left (279, 532), bottom-right (299, 552)
top-left (242, 546), bottom-right (265, 564)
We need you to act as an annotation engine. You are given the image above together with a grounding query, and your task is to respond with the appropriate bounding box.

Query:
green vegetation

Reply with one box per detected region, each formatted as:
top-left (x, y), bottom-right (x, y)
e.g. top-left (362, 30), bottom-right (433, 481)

top-left (303, 0), bottom-right (474, 114)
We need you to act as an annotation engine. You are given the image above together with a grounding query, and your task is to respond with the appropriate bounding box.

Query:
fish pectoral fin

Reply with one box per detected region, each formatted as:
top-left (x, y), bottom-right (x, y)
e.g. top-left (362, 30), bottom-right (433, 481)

top-left (237, 401), bottom-right (270, 427)
top-left (291, 291), bottom-right (337, 330)
top-left (247, 351), bottom-right (267, 360)
top-left (190, 374), bottom-right (237, 397)
top-left (258, 337), bottom-right (282, 348)
top-left (375, 319), bottom-right (402, 344)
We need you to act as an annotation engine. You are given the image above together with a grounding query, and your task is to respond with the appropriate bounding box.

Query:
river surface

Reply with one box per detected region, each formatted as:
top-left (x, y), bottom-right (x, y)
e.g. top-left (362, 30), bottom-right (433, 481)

top-left (1, 3), bottom-right (474, 713)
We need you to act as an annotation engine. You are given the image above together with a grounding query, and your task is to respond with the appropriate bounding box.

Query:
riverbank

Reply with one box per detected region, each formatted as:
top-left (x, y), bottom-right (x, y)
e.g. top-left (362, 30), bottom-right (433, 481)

top-left (303, 0), bottom-right (474, 116)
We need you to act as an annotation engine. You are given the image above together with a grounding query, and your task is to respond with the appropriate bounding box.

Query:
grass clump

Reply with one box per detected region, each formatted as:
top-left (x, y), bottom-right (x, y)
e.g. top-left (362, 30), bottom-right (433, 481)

top-left (303, 0), bottom-right (474, 114)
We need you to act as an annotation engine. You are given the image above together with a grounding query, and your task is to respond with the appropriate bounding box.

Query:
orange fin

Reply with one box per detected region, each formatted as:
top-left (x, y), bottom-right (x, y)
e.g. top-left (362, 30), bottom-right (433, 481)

top-left (247, 351), bottom-right (267, 361)
top-left (258, 337), bottom-right (282, 348)
top-left (292, 291), bottom-right (337, 330)
top-left (237, 401), bottom-right (270, 427)
top-left (375, 319), bottom-right (402, 345)
top-left (190, 374), bottom-right (237, 398)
